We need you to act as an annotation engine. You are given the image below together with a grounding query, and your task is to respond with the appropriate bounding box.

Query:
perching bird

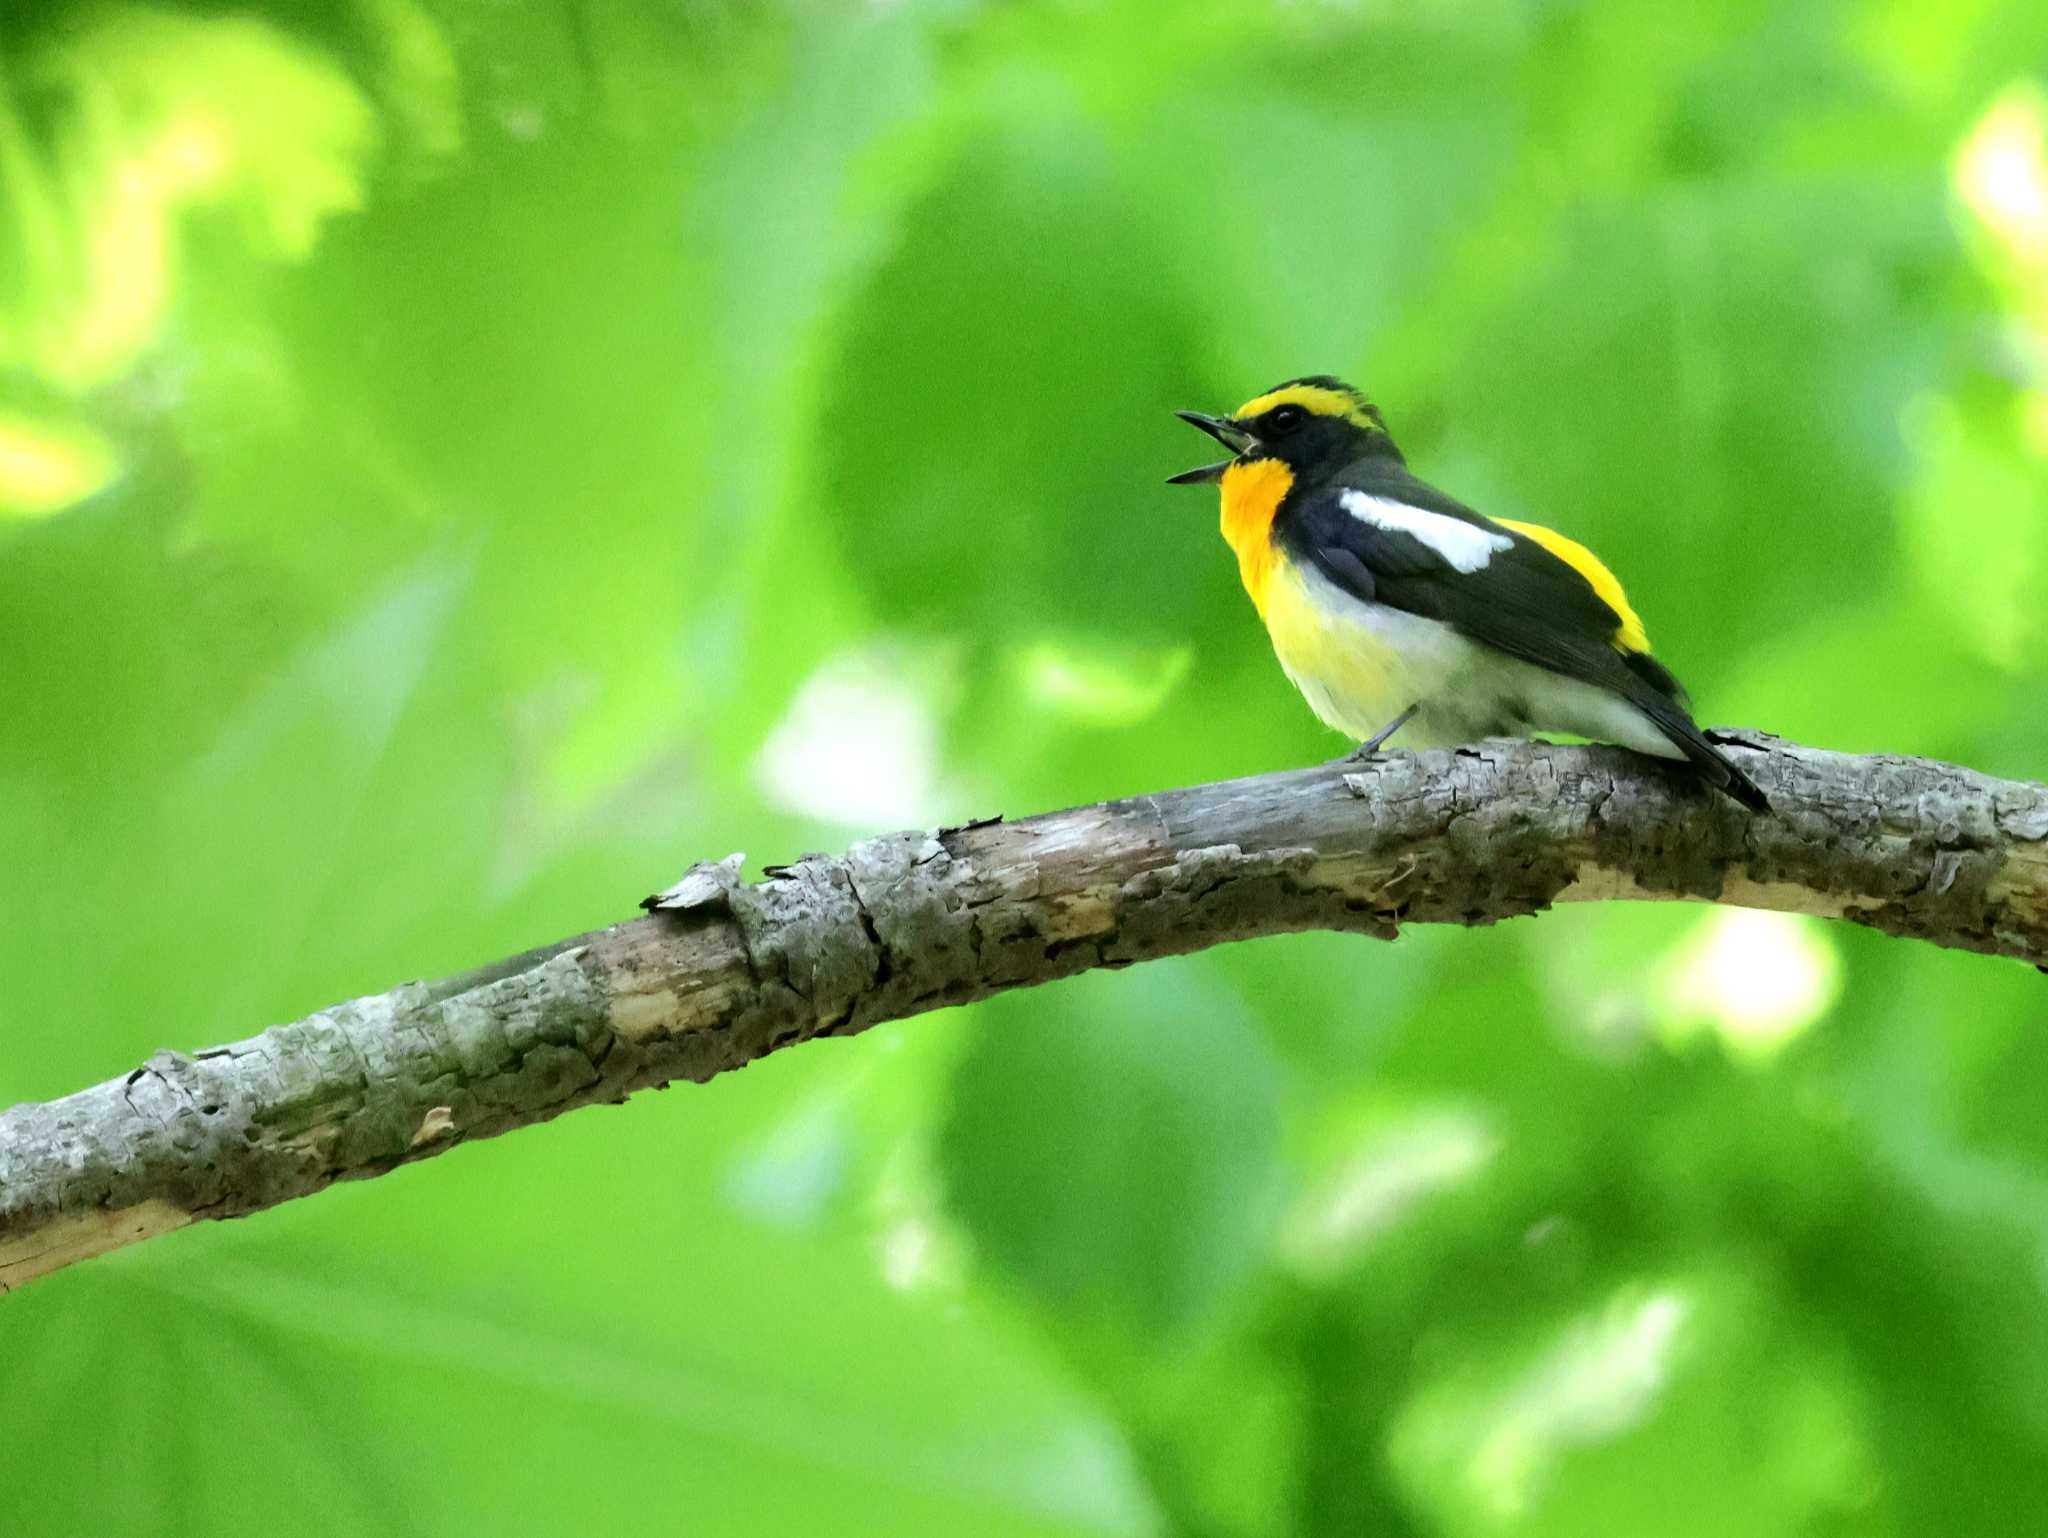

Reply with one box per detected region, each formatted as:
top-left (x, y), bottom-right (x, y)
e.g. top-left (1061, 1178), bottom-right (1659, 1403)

top-left (1170, 376), bottom-right (1767, 810)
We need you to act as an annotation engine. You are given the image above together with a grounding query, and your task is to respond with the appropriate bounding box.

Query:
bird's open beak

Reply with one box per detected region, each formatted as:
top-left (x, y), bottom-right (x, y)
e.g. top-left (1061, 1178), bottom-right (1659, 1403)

top-left (1167, 410), bottom-right (1252, 485)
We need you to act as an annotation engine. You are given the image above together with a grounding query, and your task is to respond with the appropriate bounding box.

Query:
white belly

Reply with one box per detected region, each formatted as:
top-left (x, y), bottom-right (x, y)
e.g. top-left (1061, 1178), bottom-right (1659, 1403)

top-left (1261, 562), bottom-right (1683, 759)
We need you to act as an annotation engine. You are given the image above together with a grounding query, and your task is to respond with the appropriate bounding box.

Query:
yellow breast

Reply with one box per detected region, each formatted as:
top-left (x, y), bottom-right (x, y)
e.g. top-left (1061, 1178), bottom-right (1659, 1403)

top-left (1259, 560), bottom-right (1417, 739)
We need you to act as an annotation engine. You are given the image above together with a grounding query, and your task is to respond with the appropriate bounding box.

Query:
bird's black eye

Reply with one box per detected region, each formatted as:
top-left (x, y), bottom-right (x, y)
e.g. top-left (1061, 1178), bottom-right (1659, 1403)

top-left (1266, 404), bottom-right (1307, 436)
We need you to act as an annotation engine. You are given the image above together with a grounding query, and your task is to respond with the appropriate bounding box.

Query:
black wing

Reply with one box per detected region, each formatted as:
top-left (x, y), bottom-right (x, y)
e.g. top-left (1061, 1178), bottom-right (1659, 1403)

top-left (1284, 458), bottom-right (1648, 686)
top-left (1280, 459), bottom-right (1768, 810)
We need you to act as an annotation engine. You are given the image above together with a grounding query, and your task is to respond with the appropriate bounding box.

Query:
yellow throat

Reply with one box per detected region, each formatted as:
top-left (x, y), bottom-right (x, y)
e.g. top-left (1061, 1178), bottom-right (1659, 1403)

top-left (1218, 458), bottom-right (1294, 618)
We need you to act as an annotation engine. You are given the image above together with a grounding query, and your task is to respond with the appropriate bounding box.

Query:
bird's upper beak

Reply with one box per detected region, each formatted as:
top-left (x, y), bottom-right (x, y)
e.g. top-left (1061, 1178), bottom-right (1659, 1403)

top-left (1167, 410), bottom-right (1253, 485)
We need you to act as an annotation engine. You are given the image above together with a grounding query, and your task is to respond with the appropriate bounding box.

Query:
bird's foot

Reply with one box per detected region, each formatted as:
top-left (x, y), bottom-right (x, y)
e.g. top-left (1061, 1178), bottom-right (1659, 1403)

top-left (1334, 703), bottom-right (1422, 766)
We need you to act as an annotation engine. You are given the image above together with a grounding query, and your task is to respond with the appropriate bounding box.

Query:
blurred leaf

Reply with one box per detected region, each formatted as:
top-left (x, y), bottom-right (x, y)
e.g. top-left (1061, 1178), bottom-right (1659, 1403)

top-left (942, 963), bottom-right (1283, 1351)
top-left (1011, 633), bottom-right (1193, 728)
top-left (2, 6), bottom-right (377, 387)
top-left (0, 1244), bottom-right (1157, 1538)
top-left (0, 404), bottom-right (117, 515)
top-left (818, 118), bottom-right (1211, 645)
top-left (1389, 1266), bottom-right (1874, 1537)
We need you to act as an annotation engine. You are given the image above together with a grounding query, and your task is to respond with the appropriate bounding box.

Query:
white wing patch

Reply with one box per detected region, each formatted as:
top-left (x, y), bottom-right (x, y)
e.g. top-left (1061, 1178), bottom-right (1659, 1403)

top-left (1339, 490), bottom-right (1513, 574)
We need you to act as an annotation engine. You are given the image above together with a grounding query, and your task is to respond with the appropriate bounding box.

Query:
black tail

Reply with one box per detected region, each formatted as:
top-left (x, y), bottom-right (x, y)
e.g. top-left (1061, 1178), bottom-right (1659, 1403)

top-left (1637, 696), bottom-right (1771, 812)
top-left (1616, 650), bottom-right (1769, 812)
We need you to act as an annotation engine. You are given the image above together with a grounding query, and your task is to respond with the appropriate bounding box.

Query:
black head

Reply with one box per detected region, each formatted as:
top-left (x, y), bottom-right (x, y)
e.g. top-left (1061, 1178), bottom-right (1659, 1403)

top-left (1169, 375), bottom-right (1398, 485)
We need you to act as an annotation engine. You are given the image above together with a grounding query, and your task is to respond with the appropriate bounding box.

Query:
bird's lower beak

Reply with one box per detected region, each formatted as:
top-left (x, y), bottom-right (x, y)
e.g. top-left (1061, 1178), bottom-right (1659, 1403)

top-left (1168, 410), bottom-right (1252, 485)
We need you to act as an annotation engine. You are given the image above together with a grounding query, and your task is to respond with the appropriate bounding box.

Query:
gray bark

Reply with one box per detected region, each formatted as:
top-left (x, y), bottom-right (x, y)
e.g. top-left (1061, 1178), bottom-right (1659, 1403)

top-left (4, 733), bottom-right (2044, 1292)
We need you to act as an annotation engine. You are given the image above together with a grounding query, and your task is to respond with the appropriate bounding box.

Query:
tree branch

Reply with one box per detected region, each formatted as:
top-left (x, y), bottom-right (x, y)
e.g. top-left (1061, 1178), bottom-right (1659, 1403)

top-left (4, 733), bottom-right (2044, 1292)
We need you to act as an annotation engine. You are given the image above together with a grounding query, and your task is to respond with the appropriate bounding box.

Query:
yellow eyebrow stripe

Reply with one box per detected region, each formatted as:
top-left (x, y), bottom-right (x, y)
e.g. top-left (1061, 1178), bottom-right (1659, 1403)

top-left (1233, 383), bottom-right (1378, 430)
top-left (1493, 518), bottom-right (1651, 653)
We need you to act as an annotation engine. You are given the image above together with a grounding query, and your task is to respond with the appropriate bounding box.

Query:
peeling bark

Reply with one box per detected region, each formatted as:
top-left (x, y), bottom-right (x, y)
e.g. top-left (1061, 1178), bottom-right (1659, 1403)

top-left (4, 733), bottom-right (2044, 1292)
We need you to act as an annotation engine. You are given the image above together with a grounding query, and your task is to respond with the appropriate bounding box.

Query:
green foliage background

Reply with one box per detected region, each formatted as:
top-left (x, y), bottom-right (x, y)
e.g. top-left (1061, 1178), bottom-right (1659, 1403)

top-left (5, 2), bottom-right (2048, 1532)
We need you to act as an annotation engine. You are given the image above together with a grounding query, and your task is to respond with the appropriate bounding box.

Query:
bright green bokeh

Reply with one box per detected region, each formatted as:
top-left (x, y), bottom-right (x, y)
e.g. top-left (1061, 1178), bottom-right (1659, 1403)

top-left (4, 2), bottom-right (2047, 1533)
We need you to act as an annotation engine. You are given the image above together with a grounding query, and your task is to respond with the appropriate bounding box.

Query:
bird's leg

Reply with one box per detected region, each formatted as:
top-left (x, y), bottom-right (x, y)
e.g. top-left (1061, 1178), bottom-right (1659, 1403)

top-left (1344, 703), bottom-right (1420, 762)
